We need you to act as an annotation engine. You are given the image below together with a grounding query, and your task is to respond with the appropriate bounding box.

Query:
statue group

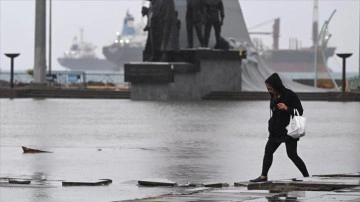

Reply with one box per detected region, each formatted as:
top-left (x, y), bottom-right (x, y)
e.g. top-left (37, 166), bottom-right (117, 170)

top-left (187, 0), bottom-right (224, 48)
top-left (142, 0), bottom-right (226, 62)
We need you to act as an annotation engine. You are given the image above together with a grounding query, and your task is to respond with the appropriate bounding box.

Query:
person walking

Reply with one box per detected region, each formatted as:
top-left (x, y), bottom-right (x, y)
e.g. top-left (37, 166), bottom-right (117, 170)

top-left (250, 73), bottom-right (309, 182)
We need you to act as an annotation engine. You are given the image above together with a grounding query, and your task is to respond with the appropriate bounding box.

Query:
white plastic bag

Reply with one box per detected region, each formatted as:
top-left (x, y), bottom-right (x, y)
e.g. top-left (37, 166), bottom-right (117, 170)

top-left (286, 109), bottom-right (306, 139)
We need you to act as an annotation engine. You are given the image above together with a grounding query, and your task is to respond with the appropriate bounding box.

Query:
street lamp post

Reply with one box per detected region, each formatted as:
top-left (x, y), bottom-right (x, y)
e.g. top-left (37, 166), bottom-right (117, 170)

top-left (49, 0), bottom-right (52, 75)
top-left (336, 53), bottom-right (352, 95)
top-left (4, 53), bottom-right (20, 88)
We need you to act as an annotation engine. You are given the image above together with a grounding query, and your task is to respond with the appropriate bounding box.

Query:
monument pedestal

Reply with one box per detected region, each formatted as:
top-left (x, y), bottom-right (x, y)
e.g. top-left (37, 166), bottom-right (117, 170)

top-left (125, 49), bottom-right (246, 100)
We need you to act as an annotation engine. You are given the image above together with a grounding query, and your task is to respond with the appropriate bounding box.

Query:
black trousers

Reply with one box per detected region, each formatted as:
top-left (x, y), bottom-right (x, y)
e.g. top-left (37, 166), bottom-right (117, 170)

top-left (204, 21), bottom-right (221, 47)
top-left (261, 138), bottom-right (309, 177)
top-left (186, 18), bottom-right (204, 47)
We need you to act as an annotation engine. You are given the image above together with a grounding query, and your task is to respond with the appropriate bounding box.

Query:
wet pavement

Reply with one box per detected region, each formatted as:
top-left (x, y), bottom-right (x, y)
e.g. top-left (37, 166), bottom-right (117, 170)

top-left (130, 187), bottom-right (360, 202)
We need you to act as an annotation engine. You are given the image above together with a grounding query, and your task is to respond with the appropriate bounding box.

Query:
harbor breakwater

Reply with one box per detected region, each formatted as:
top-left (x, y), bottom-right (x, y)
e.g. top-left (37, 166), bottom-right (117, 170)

top-left (1, 87), bottom-right (360, 101)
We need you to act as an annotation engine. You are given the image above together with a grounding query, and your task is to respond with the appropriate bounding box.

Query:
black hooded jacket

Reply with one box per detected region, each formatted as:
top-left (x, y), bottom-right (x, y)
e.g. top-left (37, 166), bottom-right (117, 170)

top-left (265, 73), bottom-right (303, 142)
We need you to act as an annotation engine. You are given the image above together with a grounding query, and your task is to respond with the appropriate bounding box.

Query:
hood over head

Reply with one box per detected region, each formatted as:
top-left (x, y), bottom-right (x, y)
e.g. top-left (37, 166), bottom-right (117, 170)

top-left (265, 73), bottom-right (285, 92)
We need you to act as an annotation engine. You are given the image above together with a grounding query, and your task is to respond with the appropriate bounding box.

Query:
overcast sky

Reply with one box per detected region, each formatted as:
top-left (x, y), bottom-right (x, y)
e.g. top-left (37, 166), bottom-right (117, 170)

top-left (0, 0), bottom-right (359, 73)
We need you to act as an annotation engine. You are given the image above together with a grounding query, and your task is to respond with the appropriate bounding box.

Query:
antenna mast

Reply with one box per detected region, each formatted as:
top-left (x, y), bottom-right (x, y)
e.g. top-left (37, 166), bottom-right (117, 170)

top-left (313, 0), bottom-right (319, 87)
top-left (312, 0), bottom-right (319, 47)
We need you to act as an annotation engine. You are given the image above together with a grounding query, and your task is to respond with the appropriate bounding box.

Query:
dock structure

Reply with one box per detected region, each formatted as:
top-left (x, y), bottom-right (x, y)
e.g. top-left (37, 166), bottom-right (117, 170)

top-left (1, 87), bottom-right (360, 101)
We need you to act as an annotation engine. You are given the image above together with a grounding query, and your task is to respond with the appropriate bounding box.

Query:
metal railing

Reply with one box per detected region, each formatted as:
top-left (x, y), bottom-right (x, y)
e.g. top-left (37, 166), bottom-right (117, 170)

top-left (0, 71), bottom-right (127, 88)
top-left (348, 75), bottom-right (360, 91)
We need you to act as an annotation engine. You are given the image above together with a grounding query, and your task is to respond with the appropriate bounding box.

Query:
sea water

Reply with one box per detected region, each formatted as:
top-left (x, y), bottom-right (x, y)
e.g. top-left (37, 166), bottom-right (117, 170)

top-left (0, 99), bottom-right (359, 201)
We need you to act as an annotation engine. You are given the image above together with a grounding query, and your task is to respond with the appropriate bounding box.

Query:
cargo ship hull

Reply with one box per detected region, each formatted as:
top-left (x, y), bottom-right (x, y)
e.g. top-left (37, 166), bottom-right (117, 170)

top-left (58, 57), bottom-right (119, 72)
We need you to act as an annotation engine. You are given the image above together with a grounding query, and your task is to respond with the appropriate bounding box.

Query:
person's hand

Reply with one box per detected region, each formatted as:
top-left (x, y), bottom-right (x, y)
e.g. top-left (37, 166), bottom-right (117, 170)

top-left (143, 25), bottom-right (149, 31)
top-left (142, 7), bottom-right (149, 16)
top-left (277, 103), bottom-right (288, 111)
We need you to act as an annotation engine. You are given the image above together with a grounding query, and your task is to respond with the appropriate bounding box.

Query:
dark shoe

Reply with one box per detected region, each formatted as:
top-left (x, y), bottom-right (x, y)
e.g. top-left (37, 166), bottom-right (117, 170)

top-left (249, 176), bottom-right (267, 182)
top-left (291, 178), bottom-right (303, 182)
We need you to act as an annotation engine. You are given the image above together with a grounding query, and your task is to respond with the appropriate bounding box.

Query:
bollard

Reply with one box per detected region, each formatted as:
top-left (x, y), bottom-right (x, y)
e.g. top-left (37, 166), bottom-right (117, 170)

top-left (4, 53), bottom-right (20, 88)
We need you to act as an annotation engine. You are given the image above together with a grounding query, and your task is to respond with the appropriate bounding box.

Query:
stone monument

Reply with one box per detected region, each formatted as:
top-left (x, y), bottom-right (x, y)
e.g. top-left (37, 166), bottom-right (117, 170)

top-left (124, 0), bottom-right (247, 100)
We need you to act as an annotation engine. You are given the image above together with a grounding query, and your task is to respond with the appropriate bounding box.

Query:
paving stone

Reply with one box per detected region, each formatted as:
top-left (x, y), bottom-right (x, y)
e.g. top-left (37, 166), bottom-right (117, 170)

top-left (138, 178), bottom-right (177, 187)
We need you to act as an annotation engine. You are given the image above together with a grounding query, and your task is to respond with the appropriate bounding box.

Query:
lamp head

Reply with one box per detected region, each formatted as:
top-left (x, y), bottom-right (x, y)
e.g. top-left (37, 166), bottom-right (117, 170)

top-left (336, 53), bottom-right (352, 59)
top-left (5, 53), bottom-right (20, 58)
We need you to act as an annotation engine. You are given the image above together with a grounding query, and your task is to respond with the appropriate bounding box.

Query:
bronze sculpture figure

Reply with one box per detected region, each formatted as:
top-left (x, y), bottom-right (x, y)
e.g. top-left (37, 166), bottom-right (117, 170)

top-left (186, 0), bottom-right (206, 48)
top-left (203, 0), bottom-right (225, 48)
